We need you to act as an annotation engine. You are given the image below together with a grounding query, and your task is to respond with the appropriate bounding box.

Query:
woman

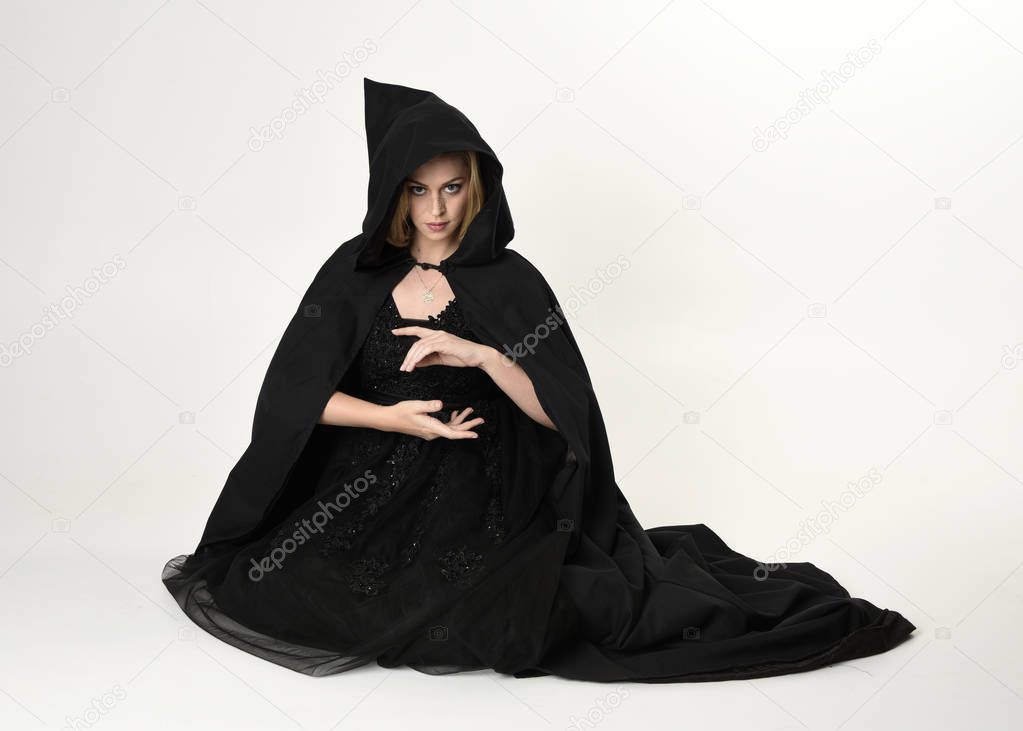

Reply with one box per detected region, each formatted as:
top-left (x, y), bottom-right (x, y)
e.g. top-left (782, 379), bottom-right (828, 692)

top-left (162, 77), bottom-right (916, 681)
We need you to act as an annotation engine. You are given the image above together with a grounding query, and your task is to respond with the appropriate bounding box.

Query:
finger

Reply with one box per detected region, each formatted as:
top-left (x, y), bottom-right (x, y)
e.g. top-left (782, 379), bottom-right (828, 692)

top-left (415, 353), bottom-right (443, 369)
top-left (424, 418), bottom-right (476, 439)
top-left (443, 415), bottom-right (482, 431)
top-left (399, 344), bottom-right (416, 372)
top-left (442, 426), bottom-right (479, 439)
top-left (401, 339), bottom-right (428, 371)
top-left (391, 326), bottom-right (427, 336)
top-left (450, 416), bottom-right (484, 431)
top-left (401, 347), bottom-right (418, 372)
top-left (403, 341), bottom-right (438, 372)
top-left (406, 332), bottom-right (449, 371)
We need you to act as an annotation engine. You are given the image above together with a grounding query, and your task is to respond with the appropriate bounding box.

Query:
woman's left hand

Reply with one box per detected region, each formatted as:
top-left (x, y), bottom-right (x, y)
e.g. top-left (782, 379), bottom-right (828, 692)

top-left (391, 326), bottom-right (492, 371)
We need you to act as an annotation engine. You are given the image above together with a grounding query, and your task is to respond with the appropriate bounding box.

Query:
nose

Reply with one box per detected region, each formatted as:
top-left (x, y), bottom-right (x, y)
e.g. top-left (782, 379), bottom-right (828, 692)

top-left (431, 191), bottom-right (445, 216)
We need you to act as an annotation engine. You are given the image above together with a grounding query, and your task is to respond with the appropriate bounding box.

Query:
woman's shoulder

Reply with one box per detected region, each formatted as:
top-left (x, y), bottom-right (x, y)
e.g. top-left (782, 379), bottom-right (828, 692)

top-left (487, 248), bottom-right (558, 308)
top-left (497, 247), bottom-right (549, 282)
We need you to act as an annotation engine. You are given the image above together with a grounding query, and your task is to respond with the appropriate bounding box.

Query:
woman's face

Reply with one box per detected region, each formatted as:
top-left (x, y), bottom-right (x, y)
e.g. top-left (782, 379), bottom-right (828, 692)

top-left (405, 153), bottom-right (469, 244)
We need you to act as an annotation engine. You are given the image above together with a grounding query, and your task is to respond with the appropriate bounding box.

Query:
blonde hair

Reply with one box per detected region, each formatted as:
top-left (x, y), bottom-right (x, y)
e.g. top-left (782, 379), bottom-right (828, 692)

top-left (385, 150), bottom-right (484, 247)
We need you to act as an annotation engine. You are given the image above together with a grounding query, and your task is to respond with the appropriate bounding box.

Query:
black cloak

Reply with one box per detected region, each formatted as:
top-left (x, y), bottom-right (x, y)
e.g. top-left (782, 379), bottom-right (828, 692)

top-left (163, 77), bottom-right (915, 682)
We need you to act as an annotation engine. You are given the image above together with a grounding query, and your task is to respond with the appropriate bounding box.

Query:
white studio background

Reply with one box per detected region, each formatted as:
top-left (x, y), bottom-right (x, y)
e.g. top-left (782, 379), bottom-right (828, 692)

top-left (1, 1), bottom-right (1021, 730)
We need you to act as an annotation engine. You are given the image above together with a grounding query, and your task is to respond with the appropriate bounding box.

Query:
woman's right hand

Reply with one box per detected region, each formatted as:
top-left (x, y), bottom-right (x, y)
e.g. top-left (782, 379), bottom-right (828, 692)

top-left (379, 399), bottom-right (484, 440)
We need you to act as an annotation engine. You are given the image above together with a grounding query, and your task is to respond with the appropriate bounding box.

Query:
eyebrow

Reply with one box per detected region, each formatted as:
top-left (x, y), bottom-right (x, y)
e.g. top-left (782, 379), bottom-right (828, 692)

top-left (407, 176), bottom-right (465, 186)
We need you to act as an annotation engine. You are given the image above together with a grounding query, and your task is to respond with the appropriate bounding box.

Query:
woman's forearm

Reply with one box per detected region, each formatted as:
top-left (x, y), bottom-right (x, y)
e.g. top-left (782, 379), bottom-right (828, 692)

top-left (478, 346), bottom-right (557, 431)
top-left (318, 390), bottom-right (391, 429)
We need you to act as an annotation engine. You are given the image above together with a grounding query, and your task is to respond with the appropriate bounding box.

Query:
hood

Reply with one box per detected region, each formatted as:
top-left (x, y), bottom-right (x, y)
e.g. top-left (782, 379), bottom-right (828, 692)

top-left (354, 77), bottom-right (515, 273)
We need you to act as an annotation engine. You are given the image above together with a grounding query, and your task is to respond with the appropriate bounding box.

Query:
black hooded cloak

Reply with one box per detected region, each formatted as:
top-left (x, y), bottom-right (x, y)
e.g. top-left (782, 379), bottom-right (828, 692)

top-left (162, 77), bottom-right (916, 682)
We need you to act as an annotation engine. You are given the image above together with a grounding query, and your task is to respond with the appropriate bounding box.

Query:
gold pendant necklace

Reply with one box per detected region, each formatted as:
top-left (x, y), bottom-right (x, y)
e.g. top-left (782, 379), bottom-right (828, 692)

top-left (412, 264), bottom-right (442, 303)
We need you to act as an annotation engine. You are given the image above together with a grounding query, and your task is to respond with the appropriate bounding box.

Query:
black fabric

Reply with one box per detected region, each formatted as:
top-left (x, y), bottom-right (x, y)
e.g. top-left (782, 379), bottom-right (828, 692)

top-left (162, 77), bottom-right (915, 682)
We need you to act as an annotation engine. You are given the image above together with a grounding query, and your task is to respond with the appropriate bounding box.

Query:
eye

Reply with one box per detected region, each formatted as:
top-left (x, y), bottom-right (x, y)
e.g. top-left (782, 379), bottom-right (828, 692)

top-left (445, 183), bottom-right (462, 194)
top-left (409, 185), bottom-right (425, 195)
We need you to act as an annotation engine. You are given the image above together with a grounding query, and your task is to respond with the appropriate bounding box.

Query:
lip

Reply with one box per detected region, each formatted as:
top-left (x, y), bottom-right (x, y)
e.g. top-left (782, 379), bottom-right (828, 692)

top-left (426, 221), bottom-right (448, 229)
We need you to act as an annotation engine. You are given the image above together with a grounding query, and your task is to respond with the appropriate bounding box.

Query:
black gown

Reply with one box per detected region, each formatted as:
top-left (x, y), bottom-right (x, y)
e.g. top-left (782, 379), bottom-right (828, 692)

top-left (163, 288), bottom-right (915, 681)
top-left (164, 291), bottom-right (573, 676)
